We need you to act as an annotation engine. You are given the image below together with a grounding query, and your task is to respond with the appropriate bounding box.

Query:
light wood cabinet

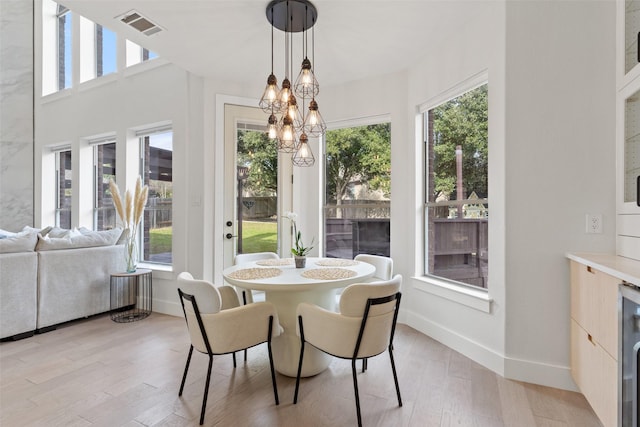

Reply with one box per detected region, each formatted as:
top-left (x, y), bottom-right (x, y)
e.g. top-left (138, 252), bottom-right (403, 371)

top-left (570, 260), bottom-right (619, 427)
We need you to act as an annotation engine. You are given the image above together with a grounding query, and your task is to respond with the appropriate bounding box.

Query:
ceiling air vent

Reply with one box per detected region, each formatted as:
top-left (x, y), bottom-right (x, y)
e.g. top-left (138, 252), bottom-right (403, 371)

top-left (119, 10), bottom-right (163, 36)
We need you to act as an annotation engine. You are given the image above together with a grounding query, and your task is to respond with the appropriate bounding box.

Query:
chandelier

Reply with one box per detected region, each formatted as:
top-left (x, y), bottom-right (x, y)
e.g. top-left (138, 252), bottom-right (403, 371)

top-left (259, 0), bottom-right (326, 167)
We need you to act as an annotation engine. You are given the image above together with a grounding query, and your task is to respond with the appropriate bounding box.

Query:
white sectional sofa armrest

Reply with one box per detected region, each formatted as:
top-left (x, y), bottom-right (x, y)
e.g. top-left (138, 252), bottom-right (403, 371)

top-left (37, 245), bottom-right (126, 329)
top-left (0, 251), bottom-right (38, 339)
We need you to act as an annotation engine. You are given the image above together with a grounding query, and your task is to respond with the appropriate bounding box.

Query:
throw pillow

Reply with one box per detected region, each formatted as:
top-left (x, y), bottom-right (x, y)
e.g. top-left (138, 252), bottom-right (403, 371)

top-left (0, 230), bottom-right (38, 253)
top-left (36, 228), bottom-right (123, 251)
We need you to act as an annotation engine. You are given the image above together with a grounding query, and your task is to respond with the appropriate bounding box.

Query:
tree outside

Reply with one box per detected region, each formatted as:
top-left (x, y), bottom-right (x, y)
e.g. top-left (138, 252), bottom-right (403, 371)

top-left (237, 129), bottom-right (277, 196)
top-left (431, 84), bottom-right (488, 201)
top-left (236, 129), bottom-right (278, 254)
top-left (325, 123), bottom-right (391, 209)
top-left (324, 123), bottom-right (391, 258)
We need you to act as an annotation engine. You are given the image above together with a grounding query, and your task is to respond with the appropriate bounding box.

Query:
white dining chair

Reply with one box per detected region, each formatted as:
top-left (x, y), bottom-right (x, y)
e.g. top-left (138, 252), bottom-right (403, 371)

top-left (293, 274), bottom-right (403, 427)
top-left (177, 272), bottom-right (282, 425)
top-left (354, 254), bottom-right (393, 281)
top-left (234, 252), bottom-right (279, 303)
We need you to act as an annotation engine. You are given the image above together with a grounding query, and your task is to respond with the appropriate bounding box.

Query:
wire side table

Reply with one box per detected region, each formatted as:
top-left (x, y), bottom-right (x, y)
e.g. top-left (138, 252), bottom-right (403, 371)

top-left (110, 269), bottom-right (152, 322)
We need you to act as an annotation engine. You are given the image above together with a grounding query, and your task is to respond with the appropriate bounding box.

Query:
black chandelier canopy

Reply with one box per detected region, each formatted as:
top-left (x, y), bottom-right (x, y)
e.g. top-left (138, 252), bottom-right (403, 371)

top-left (266, 0), bottom-right (317, 33)
top-left (259, 0), bottom-right (325, 167)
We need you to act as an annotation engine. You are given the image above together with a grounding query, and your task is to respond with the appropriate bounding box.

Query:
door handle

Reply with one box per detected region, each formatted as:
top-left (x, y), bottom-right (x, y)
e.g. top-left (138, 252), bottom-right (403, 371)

top-left (225, 233), bottom-right (237, 240)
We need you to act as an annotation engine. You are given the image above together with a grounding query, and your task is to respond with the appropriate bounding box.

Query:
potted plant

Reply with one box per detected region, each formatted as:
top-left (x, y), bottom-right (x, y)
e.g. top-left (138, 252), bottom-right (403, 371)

top-left (109, 177), bottom-right (148, 273)
top-left (284, 211), bottom-right (314, 268)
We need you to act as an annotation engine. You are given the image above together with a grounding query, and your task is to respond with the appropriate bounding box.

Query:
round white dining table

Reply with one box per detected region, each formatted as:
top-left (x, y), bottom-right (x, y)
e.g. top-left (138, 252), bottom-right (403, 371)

top-left (222, 257), bottom-right (375, 377)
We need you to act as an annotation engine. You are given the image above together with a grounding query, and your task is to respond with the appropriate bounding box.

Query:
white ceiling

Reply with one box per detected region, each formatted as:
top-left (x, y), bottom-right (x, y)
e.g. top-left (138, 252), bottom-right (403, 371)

top-left (60, 0), bottom-right (486, 88)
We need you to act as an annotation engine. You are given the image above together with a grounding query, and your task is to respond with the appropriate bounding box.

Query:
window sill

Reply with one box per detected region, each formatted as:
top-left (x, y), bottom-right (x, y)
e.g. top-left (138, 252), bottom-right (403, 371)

top-left (138, 262), bottom-right (173, 280)
top-left (123, 57), bottom-right (169, 78)
top-left (412, 275), bottom-right (492, 313)
top-left (41, 88), bottom-right (73, 104)
top-left (78, 73), bottom-right (118, 92)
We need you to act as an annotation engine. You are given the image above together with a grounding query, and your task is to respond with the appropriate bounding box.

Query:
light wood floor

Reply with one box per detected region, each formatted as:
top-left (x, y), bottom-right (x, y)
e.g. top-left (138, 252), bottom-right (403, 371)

top-left (0, 313), bottom-right (602, 427)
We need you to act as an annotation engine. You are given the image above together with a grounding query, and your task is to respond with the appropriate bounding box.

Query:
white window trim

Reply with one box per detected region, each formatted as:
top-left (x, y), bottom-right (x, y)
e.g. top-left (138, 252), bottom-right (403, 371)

top-left (412, 275), bottom-right (492, 313)
top-left (419, 69), bottom-right (491, 305)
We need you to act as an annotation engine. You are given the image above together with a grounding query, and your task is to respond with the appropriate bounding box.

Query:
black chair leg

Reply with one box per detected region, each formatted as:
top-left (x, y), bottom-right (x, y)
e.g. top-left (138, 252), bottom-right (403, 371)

top-left (351, 358), bottom-right (363, 427)
top-left (388, 346), bottom-right (402, 407)
top-left (242, 291), bottom-right (249, 363)
top-left (267, 340), bottom-right (279, 405)
top-left (293, 341), bottom-right (305, 404)
top-left (232, 351), bottom-right (236, 368)
top-left (199, 355), bottom-right (214, 425)
top-left (293, 315), bottom-right (306, 404)
top-left (179, 345), bottom-right (194, 396)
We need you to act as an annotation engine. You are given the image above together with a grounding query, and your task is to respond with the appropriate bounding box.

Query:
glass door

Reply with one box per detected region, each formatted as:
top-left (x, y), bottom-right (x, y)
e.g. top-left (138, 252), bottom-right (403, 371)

top-left (223, 104), bottom-right (281, 267)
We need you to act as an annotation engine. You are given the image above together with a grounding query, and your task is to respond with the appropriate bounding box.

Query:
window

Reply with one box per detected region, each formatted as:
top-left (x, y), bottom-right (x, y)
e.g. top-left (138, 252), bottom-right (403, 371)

top-left (80, 18), bottom-right (117, 82)
top-left (56, 149), bottom-right (72, 228)
top-left (96, 24), bottom-right (117, 77)
top-left (424, 83), bottom-right (488, 289)
top-left (57, 4), bottom-right (72, 90)
top-left (125, 40), bottom-right (158, 67)
top-left (140, 129), bottom-right (173, 264)
top-left (323, 123), bottom-right (391, 259)
top-left (93, 141), bottom-right (116, 230)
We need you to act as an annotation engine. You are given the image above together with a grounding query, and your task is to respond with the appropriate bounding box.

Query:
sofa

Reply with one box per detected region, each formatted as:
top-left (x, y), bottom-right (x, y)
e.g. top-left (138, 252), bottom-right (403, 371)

top-left (0, 226), bottom-right (126, 339)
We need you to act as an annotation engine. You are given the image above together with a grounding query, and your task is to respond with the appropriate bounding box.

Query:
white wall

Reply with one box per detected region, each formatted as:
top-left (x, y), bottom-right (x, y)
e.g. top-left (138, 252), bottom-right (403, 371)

top-left (502, 0), bottom-right (616, 386)
top-left (403, 0), bottom-right (509, 379)
top-left (0, 0), bottom-right (34, 231)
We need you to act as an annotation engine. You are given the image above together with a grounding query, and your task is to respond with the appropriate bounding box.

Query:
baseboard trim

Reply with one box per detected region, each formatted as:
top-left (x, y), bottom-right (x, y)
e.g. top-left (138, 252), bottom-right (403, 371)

top-left (503, 355), bottom-right (578, 392)
top-left (405, 310), bottom-right (577, 391)
top-left (405, 310), bottom-right (505, 375)
top-left (152, 299), bottom-right (182, 317)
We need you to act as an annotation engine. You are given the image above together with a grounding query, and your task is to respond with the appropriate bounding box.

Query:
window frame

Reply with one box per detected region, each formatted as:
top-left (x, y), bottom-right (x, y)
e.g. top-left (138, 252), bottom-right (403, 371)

top-left (321, 115), bottom-right (392, 259)
top-left (138, 126), bottom-right (173, 266)
top-left (416, 71), bottom-right (492, 312)
top-left (55, 148), bottom-right (72, 228)
top-left (91, 138), bottom-right (117, 230)
top-left (56, 4), bottom-right (72, 91)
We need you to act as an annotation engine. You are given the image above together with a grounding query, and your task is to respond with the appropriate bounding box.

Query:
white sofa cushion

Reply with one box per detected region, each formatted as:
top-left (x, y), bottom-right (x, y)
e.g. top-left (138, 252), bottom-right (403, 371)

top-left (0, 230), bottom-right (37, 253)
top-left (36, 228), bottom-right (122, 251)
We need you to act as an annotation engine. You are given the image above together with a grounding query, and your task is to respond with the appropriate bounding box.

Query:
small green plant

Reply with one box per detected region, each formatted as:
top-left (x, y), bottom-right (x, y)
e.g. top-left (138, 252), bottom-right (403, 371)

top-left (284, 211), bottom-right (314, 256)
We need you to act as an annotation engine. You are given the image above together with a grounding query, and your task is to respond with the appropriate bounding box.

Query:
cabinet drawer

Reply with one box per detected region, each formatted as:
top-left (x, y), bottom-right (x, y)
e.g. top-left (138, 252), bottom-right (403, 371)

top-left (570, 261), bottom-right (619, 359)
top-left (571, 320), bottom-right (617, 427)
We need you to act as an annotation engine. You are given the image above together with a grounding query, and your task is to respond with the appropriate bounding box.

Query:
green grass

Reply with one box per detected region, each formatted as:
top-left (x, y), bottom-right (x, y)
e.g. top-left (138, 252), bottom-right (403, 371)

top-left (149, 226), bottom-right (172, 254)
top-left (148, 221), bottom-right (277, 255)
top-left (240, 220), bottom-right (277, 253)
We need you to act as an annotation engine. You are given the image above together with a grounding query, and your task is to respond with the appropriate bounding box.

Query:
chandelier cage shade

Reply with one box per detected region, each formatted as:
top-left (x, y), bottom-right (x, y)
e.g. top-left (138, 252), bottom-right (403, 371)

top-left (260, 0), bottom-right (325, 166)
top-left (292, 133), bottom-right (315, 167)
top-left (277, 114), bottom-right (299, 153)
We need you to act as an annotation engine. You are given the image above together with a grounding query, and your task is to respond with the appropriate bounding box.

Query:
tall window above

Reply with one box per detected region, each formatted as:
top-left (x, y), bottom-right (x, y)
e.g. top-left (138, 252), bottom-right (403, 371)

top-left (424, 83), bottom-right (488, 289)
top-left (55, 149), bottom-right (72, 228)
top-left (80, 18), bottom-right (116, 82)
top-left (125, 40), bottom-right (158, 67)
top-left (323, 123), bottom-right (391, 259)
top-left (140, 129), bottom-right (173, 265)
top-left (96, 24), bottom-right (117, 77)
top-left (57, 4), bottom-right (72, 90)
top-left (93, 141), bottom-right (116, 230)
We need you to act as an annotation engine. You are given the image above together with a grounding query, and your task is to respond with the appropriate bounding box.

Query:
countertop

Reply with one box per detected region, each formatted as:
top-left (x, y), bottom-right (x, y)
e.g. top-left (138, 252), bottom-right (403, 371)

top-left (566, 252), bottom-right (640, 285)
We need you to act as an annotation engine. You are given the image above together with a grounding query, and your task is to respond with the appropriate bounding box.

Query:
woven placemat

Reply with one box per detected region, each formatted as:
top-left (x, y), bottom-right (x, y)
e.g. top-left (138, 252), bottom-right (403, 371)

top-left (227, 268), bottom-right (282, 280)
top-left (255, 258), bottom-right (294, 266)
top-left (301, 268), bottom-right (357, 280)
top-left (315, 259), bottom-right (359, 267)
